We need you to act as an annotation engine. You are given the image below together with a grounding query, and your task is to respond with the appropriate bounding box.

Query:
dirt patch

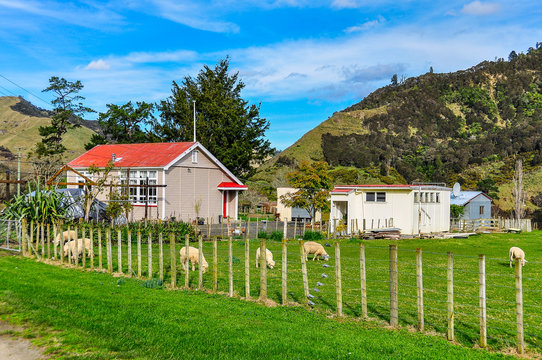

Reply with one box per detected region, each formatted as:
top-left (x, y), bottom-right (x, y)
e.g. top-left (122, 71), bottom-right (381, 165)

top-left (0, 322), bottom-right (45, 360)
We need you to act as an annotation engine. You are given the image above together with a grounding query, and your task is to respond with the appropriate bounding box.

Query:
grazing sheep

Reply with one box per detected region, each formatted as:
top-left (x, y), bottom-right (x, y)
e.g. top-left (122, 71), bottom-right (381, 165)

top-left (63, 238), bottom-right (93, 260)
top-left (303, 241), bottom-right (329, 261)
top-left (54, 230), bottom-right (77, 246)
top-left (509, 247), bottom-right (528, 267)
top-left (180, 246), bottom-right (208, 273)
top-left (255, 247), bottom-right (275, 269)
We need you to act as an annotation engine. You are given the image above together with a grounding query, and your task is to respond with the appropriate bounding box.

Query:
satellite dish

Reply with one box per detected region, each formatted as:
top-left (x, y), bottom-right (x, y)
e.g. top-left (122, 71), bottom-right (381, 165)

top-left (452, 183), bottom-right (461, 197)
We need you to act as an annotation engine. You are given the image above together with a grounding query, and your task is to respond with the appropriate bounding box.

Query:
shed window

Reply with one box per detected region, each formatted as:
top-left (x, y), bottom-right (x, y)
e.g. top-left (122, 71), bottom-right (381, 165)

top-left (366, 192), bottom-right (375, 202)
top-left (436, 193), bottom-right (440, 203)
top-left (430, 193), bottom-right (434, 203)
top-left (376, 192), bottom-right (386, 202)
top-left (414, 193), bottom-right (419, 203)
top-left (192, 150), bottom-right (198, 163)
top-left (480, 206), bottom-right (485, 215)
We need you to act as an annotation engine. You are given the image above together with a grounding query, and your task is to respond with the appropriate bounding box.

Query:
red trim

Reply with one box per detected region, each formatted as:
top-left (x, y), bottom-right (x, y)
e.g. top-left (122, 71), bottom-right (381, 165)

top-left (223, 191), bottom-right (228, 217)
top-left (217, 182), bottom-right (248, 189)
top-left (132, 204), bottom-right (158, 208)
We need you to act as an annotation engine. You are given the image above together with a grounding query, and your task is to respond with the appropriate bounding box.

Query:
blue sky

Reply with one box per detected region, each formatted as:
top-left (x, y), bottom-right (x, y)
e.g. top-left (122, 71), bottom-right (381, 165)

top-left (0, 1), bottom-right (541, 150)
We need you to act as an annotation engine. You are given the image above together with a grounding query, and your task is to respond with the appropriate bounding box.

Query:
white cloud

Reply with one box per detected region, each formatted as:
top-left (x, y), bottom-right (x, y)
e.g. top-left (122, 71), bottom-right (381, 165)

top-left (85, 59), bottom-right (111, 71)
top-left (344, 16), bottom-right (385, 33)
top-left (331, 0), bottom-right (363, 9)
top-left (461, 1), bottom-right (501, 16)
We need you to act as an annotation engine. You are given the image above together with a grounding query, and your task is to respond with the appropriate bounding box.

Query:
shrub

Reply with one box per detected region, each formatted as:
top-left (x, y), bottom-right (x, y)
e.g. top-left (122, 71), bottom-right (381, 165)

top-left (269, 231), bottom-right (283, 241)
top-left (142, 279), bottom-right (163, 289)
top-left (303, 230), bottom-right (324, 241)
top-left (257, 230), bottom-right (267, 239)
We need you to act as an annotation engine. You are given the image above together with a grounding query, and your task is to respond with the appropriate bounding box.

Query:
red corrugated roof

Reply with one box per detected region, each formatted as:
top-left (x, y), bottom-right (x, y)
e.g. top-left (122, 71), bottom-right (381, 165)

top-left (217, 182), bottom-right (248, 189)
top-left (335, 184), bottom-right (413, 188)
top-left (330, 188), bottom-right (352, 193)
top-left (68, 142), bottom-right (195, 168)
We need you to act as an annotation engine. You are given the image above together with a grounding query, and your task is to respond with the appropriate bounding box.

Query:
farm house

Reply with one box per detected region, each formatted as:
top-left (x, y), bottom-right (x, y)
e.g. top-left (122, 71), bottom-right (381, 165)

top-left (66, 142), bottom-right (247, 222)
top-left (330, 184), bottom-right (451, 235)
top-left (450, 189), bottom-right (492, 220)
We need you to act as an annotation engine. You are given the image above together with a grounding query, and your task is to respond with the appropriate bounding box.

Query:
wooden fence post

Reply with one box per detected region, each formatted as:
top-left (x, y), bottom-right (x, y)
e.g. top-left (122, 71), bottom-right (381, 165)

top-left (81, 226), bottom-right (86, 268)
top-left (335, 242), bottom-right (343, 317)
top-left (416, 248), bottom-right (424, 332)
top-left (185, 234), bottom-right (190, 288)
top-left (29, 220), bottom-right (34, 257)
top-left (137, 231), bottom-right (142, 278)
top-left (300, 241), bottom-right (309, 303)
top-left (40, 223), bottom-right (44, 259)
top-left (360, 243), bottom-right (367, 319)
top-left (198, 235), bottom-right (203, 290)
top-left (117, 228), bottom-right (122, 274)
top-left (148, 232), bottom-right (153, 278)
top-left (46, 223), bottom-right (50, 260)
top-left (515, 259), bottom-right (525, 354)
top-left (293, 220), bottom-right (297, 240)
top-left (228, 236), bottom-right (233, 297)
top-left (74, 226), bottom-right (79, 267)
top-left (98, 227), bottom-right (102, 270)
top-left (259, 237), bottom-right (267, 300)
top-left (159, 232), bottom-right (164, 281)
top-left (213, 237), bottom-right (218, 292)
top-left (21, 219), bottom-right (26, 257)
top-left (170, 233), bottom-right (176, 288)
top-left (245, 237), bottom-right (250, 299)
top-left (90, 225), bottom-right (94, 270)
top-left (283, 218), bottom-right (287, 239)
top-left (389, 244), bottom-right (398, 327)
top-left (60, 224), bottom-right (65, 264)
top-left (447, 252), bottom-right (454, 341)
top-left (479, 254), bottom-right (487, 348)
top-left (282, 239), bottom-right (287, 305)
top-left (127, 230), bottom-right (132, 276)
top-left (107, 227), bottom-right (112, 272)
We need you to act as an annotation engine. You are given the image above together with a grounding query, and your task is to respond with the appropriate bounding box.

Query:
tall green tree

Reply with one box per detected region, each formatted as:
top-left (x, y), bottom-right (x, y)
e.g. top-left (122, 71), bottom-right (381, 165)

top-left (280, 161), bottom-right (332, 225)
top-left (152, 58), bottom-right (273, 177)
top-left (85, 101), bottom-right (154, 149)
top-left (37, 77), bottom-right (93, 156)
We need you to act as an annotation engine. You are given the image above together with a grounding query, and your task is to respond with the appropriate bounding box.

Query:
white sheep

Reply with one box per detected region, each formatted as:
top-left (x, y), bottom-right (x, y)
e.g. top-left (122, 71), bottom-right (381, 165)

top-left (255, 247), bottom-right (275, 269)
top-left (54, 230), bottom-right (77, 246)
top-left (63, 238), bottom-right (93, 261)
top-left (509, 246), bottom-right (528, 267)
top-left (303, 241), bottom-right (329, 261)
top-left (180, 246), bottom-right (209, 273)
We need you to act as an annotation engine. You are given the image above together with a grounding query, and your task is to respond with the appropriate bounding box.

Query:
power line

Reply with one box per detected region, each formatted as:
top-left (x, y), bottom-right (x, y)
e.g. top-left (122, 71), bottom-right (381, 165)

top-left (0, 84), bottom-right (17, 96)
top-left (0, 74), bottom-right (51, 107)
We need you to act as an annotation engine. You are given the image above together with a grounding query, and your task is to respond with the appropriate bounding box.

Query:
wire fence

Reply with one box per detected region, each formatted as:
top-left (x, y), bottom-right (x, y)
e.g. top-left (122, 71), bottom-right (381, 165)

top-left (16, 219), bottom-right (541, 356)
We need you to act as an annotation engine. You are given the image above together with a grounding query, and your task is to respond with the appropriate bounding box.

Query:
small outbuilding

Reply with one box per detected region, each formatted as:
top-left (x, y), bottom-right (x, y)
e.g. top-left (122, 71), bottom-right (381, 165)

top-left (450, 190), bottom-right (492, 220)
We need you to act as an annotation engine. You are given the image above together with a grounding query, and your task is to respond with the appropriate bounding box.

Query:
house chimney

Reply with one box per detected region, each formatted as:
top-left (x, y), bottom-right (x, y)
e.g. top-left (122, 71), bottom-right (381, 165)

top-left (112, 153), bottom-right (116, 163)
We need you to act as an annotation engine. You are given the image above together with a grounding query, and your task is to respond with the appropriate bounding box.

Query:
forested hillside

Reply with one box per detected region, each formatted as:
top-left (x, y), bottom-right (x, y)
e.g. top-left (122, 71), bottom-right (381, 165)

top-left (253, 45), bottom-right (542, 215)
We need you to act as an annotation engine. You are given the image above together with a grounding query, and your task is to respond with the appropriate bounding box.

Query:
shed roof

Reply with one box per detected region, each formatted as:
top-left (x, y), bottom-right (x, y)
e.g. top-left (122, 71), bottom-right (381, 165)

top-left (450, 191), bottom-right (492, 206)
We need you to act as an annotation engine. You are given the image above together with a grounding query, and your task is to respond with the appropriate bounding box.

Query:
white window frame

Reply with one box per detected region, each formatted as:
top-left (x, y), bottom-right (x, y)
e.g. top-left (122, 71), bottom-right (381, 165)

top-left (120, 170), bottom-right (158, 205)
top-left (75, 170), bottom-right (92, 190)
top-left (376, 192), bottom-right (386, 202)
top-left (366, 192), bottom-right (376, 202)
top-left (192, 150), bottom-right (198, 164)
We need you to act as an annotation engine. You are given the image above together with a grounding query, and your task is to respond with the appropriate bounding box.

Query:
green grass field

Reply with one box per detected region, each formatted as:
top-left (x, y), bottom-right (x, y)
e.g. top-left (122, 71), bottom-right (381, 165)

top-left (0, 252), bottom-right (513, 359)
top-left (11, 229), bottom-right (542, 357)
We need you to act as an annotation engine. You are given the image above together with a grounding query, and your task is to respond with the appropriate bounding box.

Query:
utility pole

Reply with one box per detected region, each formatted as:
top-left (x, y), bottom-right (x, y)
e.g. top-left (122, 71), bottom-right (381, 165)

top-left (193, 100), bottom-right (196, 142)
top-left (17, 148), bottom-right (21, 196)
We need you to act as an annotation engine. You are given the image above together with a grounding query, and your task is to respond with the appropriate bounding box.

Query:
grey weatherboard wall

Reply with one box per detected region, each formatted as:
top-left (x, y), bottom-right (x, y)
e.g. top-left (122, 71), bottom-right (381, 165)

top-left (463, 194), bottom-right (492, 220)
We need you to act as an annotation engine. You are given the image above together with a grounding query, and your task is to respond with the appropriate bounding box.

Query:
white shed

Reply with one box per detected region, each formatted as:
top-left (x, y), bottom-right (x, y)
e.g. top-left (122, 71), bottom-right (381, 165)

top-left (330, 184), bottom-right (451, 235)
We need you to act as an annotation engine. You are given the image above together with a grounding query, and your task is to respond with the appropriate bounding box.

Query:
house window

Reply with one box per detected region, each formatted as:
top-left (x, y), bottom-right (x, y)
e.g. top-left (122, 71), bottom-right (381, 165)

top-left (366, 192), bottom-right (375, 202)
top-left (376, 192), bottom-right (386, 202)
top-left (192, 150), bottom-right (198, 164)
top-left (480, 206), bottom-right (485, 215)
top-left (414, 193), bottom-right (419, 203)
top-left (120, 170), bottom-right (158, 205)
top-left (75, 170), bottom-right (92, 190)
top-left (436, 193), bottom-right (440, 203)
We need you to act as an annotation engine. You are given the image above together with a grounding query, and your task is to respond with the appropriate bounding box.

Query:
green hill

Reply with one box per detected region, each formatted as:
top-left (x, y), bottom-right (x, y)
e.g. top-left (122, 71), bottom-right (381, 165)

top-left (253, 46), bottom-right (542, 216)
top-left (0, 96), bottom-right (96, 173)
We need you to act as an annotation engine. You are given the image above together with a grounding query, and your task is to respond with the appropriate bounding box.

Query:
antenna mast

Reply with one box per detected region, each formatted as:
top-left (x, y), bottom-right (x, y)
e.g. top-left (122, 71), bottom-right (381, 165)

top-left (193, 100), bottom-right (196, 142)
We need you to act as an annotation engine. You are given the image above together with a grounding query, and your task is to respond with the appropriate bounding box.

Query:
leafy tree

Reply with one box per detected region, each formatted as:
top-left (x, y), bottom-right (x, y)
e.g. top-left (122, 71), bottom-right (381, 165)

top-left (508, 51), bottom-right (518, 61)
top-left (85, 101), bottom-right (154, 149)
top-left (37, 77), bottom-right (93, 156)
top-left (450, 204), bottom-right (464, 219)
top-left (476, 178), bottom-right (499, 199)
top-left (82, 162), bottom-right (115, 222)
top-left (153, 58), bottom-right (273, 177)
top-left (391, 74), bottom-right (398, 86)
top-left (280, 161), bottom-right (332, 225)
top-left (429, 66), bottom-right (434, 74)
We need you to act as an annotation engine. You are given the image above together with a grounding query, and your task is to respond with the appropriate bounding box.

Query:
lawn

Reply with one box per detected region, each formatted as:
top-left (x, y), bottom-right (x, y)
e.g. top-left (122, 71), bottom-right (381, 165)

top-left (0, 252), bottom-right (512, 359)
top-left (13, 227), bottom-right (542, 356)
